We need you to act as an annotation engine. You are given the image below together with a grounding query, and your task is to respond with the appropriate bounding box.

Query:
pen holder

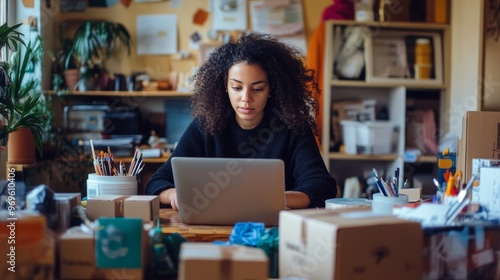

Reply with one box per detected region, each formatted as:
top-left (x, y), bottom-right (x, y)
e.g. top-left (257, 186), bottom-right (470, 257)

top-left (372, 193), bottom-right (408, 215)
top-left (87, 173), bottom-right (137, 198)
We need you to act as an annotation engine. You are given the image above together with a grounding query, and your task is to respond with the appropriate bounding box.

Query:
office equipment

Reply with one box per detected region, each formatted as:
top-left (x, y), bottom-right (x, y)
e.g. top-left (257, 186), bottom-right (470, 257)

top-left (164, 98), bottom-right (192, 145)
top-left (172, 157), bottom-right (285, 226)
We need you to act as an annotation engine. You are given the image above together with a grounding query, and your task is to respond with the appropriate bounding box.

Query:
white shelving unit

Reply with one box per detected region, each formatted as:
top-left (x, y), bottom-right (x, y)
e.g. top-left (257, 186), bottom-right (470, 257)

top-left (321, 20), bottom-right (449, 193)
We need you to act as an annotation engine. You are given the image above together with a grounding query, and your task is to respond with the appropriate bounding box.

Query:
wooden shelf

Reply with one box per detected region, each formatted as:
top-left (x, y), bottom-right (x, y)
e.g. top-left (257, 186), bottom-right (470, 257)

top-left (46, 90), bottom-right (192, 97)
top-left (331, 79), bottom-right (446, 89)
top-left (416, 155), bottom-right (437, 163)
top-left (327, 152), bottom-right (399, 161)
top-left (116, 154), bottom-right (170, 164)
top-left (326, 19), bottom-right (450, 30)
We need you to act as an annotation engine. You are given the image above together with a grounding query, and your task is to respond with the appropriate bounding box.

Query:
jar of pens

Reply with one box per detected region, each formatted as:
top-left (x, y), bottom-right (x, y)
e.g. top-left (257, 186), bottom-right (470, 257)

top-left (86, 140), bottom-right (145, 198)
top-left (371, 168), bottom-right (408, 215)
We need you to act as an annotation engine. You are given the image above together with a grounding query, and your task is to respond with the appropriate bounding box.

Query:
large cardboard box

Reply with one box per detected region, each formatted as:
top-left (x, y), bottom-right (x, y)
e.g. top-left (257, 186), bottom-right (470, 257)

top-left (457, 111), bottom-right (500, 182)
top-left (279, 209), bottom-right (422, 279)
top-left (178, 243), bottom-right (268, 280)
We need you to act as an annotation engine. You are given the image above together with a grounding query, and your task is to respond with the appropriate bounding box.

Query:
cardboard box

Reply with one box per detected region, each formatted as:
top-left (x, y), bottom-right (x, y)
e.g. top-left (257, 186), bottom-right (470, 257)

top-left (59, 226), bottom-right (146, 280)
top-left (86, 195), bottom-right (128, 220)
top-left (123, 195), bottom-right (160, 222)
top-left (59, 228), bottom-right (96, 279)
top-left (399, 188), bottom-right (422, 202)
top-left (457, 111), bottom-right (500, 183)
top-left (423, 225), bottom-right (500, 279)
top-left (54, 192), bottom-right (82, 233)
top-left (0, 213), bottom-right (55, 280)
top-left (178, 243), bottom-right (268, 280)
top-left (279, 209), bottom-right (422, 279)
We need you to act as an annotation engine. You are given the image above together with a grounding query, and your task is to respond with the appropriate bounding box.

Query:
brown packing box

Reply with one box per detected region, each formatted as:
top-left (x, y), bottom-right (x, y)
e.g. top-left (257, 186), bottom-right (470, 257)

top-left (279, 208), bottom-right (422, 279)
top-left (54, 192), bottom-right (82, 232)
top-left (55, 192), bottom-right (82, 208)
top-left (0, 213), bottom-right (55, 280)
top-left (86, 195), bottom-right (128, 220)
top-left (178, 243), bottom-right (268, 280)
top-left (123, 195), bottom-right (160, 222)
top-left (457, 111), bottom-right (500, 182)
top-left (58, 228), bottom-right (96, 279)
top-left (59, 225), bottom-right (149, 280)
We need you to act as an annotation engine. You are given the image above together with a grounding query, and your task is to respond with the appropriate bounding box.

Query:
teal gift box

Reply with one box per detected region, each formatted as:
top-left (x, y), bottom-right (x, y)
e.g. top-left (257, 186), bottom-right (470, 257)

top-left (95, 217), bottom-right (143, 268)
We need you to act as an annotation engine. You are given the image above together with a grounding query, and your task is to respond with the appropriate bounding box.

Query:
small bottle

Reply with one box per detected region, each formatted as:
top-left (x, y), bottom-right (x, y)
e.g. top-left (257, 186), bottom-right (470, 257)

top-left (414, 38), bottom-right (432, 79)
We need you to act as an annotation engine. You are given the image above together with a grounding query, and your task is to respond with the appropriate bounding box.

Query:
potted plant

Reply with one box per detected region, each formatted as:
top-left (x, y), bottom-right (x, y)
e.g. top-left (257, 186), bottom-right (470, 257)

top-left (0, 22), bottom-right (49, 162)
top-left (68, 20), bottom-right (131, 91)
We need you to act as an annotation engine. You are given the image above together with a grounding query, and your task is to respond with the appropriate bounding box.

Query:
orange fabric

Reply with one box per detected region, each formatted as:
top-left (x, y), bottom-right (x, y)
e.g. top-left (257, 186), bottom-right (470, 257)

top-left (306, 21), bottom-right (326, 147)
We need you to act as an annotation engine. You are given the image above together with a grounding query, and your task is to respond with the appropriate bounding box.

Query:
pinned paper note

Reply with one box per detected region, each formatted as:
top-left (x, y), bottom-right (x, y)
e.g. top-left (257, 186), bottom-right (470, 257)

top-left (136, 14), bottom-right (178, 55)
top-left (193, 8), bottom-right (209, 25)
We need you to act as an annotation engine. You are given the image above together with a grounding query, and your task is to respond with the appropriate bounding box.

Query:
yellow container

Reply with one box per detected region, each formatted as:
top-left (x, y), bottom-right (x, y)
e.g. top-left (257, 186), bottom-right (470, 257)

top-left (415, 64), bottom-right (432, 80)
top-left (415, 38), bottom-right (432, 65)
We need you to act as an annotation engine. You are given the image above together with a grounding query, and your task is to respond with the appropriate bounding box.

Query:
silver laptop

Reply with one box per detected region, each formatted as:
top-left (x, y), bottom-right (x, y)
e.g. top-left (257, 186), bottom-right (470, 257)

top-left (171, 157), bottom-right (285, 226)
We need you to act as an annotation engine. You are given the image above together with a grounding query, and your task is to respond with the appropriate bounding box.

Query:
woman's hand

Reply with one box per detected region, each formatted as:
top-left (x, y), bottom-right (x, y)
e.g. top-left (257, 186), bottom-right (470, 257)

top-left (285, 191), bottom-right (310, 209)
top-left (159, 188), bottom-right (179, 211)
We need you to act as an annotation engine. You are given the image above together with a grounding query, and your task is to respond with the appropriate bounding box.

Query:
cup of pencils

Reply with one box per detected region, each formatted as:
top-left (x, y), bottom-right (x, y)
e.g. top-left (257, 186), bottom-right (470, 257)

top-left (371, 167), bottom-right (408, 214)
top-left (86, 140), bottom-right (145, 198)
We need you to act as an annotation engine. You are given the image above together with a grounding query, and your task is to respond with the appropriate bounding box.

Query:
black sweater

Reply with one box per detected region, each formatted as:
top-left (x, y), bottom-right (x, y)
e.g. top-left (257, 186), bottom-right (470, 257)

top-left (146, 113), bottom-right (337, 208)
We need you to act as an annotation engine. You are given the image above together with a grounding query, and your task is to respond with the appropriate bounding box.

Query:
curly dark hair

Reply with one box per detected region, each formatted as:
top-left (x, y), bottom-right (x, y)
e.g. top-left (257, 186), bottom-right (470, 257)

top-left (191, 32), bottom-right (320, 136)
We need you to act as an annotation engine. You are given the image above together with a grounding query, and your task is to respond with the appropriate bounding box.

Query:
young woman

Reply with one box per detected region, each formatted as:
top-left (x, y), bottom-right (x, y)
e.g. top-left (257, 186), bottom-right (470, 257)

top-left (146, 32), bottom-right (337, 210)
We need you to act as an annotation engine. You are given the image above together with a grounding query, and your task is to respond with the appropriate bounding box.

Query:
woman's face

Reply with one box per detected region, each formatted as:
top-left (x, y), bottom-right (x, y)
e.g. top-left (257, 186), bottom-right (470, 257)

top-left (227, 62), bottom-right (270, 129)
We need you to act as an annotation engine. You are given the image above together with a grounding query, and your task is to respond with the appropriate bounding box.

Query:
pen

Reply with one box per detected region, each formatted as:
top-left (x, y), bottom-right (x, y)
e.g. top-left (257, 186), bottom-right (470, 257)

top-left (395, 167), bottom-right (400, 191)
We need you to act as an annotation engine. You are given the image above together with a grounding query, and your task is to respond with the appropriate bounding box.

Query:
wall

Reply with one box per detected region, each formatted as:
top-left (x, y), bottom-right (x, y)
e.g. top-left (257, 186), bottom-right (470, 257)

top-left (482, 0), bottom-right (500, 111)
top-left (447, 0), bottom-right (484, 139)
top-left (43, 0), bottom-right (331, 84)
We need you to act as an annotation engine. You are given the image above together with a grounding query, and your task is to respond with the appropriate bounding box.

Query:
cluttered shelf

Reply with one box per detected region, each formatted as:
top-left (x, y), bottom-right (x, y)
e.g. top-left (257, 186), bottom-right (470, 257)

top-left (328, 152), bottom-right (399, 161)
top-left (415, 155), bottom-right (437, 163)
top-left (329, 19), bottom-right (450, 30)
top-left (326, 153), bottom-right (436, 163)
top-left (116, 155), bottom-right (170, 164)
top-left (45, 90), bottom-right (192, 97)
top-left (331, 79), bottom-right (446, 89)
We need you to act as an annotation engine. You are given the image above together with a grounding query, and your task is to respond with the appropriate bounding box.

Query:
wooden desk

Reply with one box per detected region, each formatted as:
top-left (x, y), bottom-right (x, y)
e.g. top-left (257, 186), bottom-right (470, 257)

top-left (159, 208), bottom-right (234, 242)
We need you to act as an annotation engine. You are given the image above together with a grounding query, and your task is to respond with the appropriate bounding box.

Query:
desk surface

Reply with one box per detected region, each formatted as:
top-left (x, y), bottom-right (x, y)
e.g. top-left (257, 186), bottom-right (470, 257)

top-left (159, 208), bottom-right (234, 242)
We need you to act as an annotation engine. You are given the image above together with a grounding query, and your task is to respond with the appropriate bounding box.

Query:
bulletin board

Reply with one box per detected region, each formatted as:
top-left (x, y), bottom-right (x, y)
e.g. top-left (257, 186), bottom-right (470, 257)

top-left (52, 0), bottom-right (330, 78)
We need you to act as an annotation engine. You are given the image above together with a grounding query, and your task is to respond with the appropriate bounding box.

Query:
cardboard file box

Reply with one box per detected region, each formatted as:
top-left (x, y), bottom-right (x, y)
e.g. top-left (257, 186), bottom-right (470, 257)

top-left (457, 111), bottom-right (500, 182)
top-left (279, 208), bottom-right (422, 280)
top-left (178, 243), bottom-right (268, 280)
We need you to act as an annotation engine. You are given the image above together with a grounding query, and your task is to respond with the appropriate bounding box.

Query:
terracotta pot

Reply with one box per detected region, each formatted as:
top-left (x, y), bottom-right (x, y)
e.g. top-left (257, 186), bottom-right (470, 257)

top-left (7, 128), bottom-right (36, 164)
top-left (63, 69), bottom-right (80, 91)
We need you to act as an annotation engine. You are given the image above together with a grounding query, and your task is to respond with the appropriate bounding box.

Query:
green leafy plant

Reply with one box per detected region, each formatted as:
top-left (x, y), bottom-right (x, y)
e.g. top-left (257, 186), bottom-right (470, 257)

top-left (0, 22), bottom-right (50, 154)
top-left (70, 20), bottom-right (131, 69)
